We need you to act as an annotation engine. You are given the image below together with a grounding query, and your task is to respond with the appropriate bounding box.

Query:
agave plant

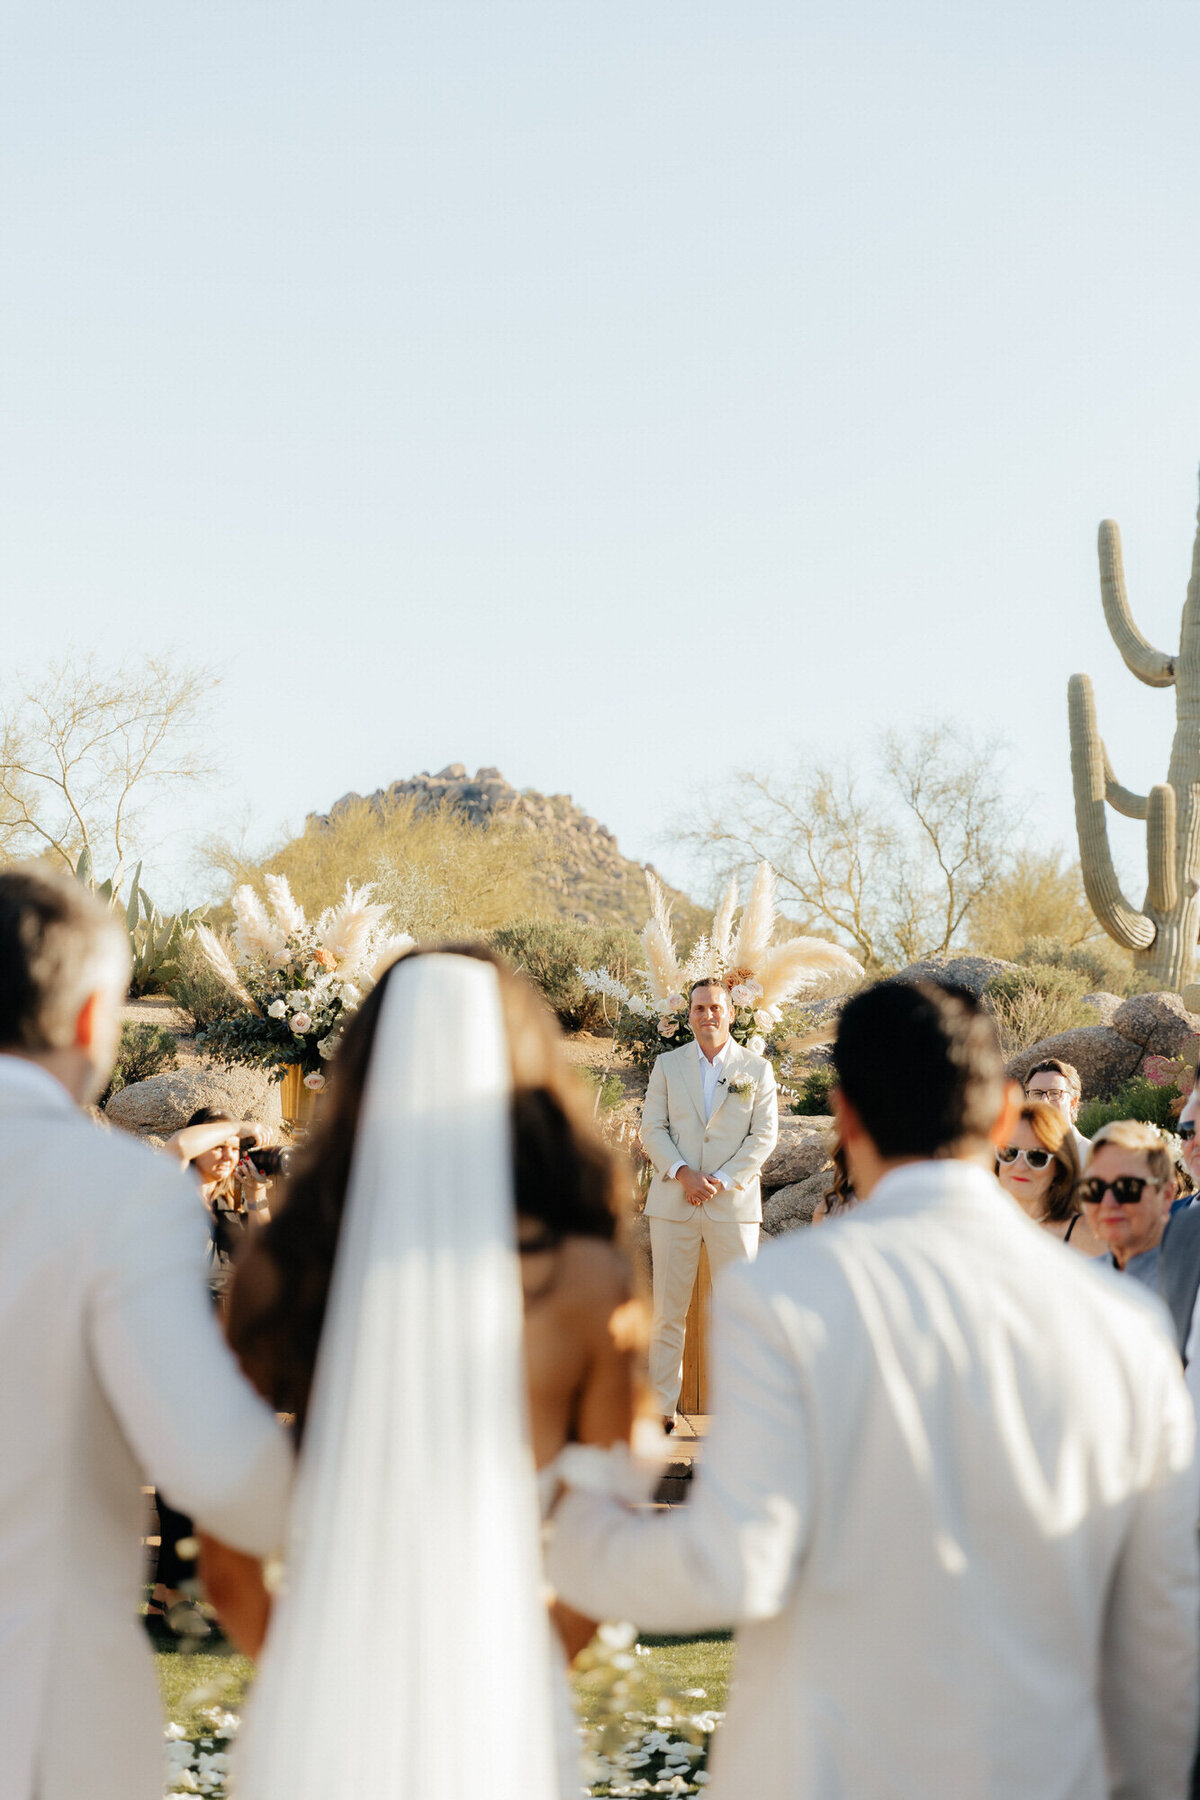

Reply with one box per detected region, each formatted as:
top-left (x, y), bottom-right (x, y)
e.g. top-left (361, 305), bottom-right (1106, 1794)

top-left (71, 851), bottom-right (203, 995)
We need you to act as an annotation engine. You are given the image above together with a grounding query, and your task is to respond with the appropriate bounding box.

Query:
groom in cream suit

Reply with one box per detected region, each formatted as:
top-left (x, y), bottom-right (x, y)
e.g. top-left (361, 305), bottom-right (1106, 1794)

top-left (641, 978), bottom-right (777, 1423)
top-left (552, 980), bottom-right (1199, 1799)
top-left (0, 867), bottom-right (293, 1800)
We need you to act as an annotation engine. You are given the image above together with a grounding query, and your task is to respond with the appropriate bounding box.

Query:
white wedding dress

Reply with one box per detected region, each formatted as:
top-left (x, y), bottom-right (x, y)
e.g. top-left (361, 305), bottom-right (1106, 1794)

top-left (234, 955), bottom-right (578, 1800)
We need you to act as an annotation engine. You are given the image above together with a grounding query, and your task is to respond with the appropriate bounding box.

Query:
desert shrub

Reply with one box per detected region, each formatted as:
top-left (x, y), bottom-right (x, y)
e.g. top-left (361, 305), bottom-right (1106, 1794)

top-left (792, 1065), bottom-right (835, 1115)
top-left (1078, 1075), bottom-right (1184, 1139)
top-left (101, 1022), bottom-right (178, 1107)
top-left (205, 795), bottom-right (555, 936)
top-left (490, 918), bottom-right (641, 1033)
top-left (578, 1069), bottom-right (626, 1112)
top-left (168, 934), bottom-right (244, 1033)
top-left (1014, 935), bottom-right (1139, 996)
top-left (985, 963), bottom-right (1093, 1058)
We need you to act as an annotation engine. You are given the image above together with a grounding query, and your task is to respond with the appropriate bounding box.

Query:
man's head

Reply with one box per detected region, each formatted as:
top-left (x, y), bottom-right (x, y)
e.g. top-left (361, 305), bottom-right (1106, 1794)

top-left (0, 865), bottom-right (130, 1104)
top-left (831, 980), bottom-right (1012, 1196)
top-left (1023, 1058), bottom-right (1082, 1123)
top-left (1080, 1121), bottom-right (1174, 1269)
top-left (689, 979), bottom-right (733, 1060)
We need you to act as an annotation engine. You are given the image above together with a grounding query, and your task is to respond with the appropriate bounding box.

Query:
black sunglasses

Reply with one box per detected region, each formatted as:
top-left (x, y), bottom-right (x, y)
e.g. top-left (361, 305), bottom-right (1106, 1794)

top-left (1076, 1176), bottom-right (1155, 1207)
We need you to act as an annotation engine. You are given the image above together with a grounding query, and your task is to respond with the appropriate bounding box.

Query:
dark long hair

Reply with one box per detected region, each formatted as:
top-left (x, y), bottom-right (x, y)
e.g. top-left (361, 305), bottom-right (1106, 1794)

top-left (230, 944), bottom-right (628, 1430)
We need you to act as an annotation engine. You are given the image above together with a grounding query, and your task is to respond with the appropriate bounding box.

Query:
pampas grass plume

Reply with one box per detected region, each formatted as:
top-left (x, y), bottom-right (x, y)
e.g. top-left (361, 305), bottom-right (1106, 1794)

top-left (195, 924), bottom-right (264, 1015)
top-left (732, 863), bottom-right (778, 970)
top-left (264, 873), bottom-right (306, 938)
top-left (756, 938), bottom-right (863, 1010)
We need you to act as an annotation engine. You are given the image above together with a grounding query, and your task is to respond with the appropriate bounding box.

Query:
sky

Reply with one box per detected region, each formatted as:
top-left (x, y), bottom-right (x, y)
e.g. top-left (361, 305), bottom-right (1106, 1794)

top-left (4, 0), bottom-right (1200, 912)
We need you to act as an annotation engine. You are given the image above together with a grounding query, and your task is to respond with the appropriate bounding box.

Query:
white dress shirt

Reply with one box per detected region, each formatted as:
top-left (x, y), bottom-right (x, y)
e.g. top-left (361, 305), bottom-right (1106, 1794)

top-left (667, 1039), bottom-right (733, 1188)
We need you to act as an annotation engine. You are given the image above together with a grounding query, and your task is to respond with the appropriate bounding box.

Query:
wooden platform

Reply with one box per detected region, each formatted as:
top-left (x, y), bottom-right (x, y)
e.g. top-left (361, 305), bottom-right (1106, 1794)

top-left (653, 1413), bottom-right (709, 1505)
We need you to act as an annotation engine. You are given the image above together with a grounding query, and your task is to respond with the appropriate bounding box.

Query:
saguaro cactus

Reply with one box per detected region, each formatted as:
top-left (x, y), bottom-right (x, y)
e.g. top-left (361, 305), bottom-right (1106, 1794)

top-left (1069, 475), bottom-right (1200, 991)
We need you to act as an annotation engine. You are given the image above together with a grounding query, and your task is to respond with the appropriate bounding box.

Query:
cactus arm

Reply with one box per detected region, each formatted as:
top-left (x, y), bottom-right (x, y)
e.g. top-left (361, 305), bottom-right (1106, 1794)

top-left (1069, 674), bottom-right (1157, 950)
top-left (1101, 745), bottom-right (1149, 819)
top-left (1098, 520), bottom-right (1177, 688)
top-left (1147, 784), bottom-right (1179, 915)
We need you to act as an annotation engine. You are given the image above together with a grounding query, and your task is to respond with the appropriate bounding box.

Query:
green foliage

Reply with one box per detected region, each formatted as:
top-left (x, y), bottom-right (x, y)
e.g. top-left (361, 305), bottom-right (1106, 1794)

top-left (101, 1021), bottom-right (179, 1106)
top-left (985, 963), bottom-right (1094, 1058)
top-left (792, 1064), bottom-right (834, 1115)
top-left (1014, 934), bottom-right (1140, 996)
top-left (578, 1068), bottom-right (625, 1112)
top-left (1078, 1075), bottom-right (1185, 1138)
top-left (70, 850), bottom-right (204, 996)
top-left (491, 918), bottom-right (641, 1032)
top-left (168, 934), bottom-right (243, 1033)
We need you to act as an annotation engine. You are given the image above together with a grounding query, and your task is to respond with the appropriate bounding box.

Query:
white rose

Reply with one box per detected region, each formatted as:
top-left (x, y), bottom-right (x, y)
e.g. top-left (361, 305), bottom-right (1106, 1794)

top-left (267, 999), bottom-right (287, 1020)
top-left (729, 983), bottom-right (753, 1007)
top-left (754, 1009), bottom-right (773, 1031)
top-left (748, 1033), bottom-right (766, 1055)
top-left (666, 992), bottom-right (686, 1013)
top-left (290, 1012), bottom-right (312, 1035)
top-left (744, 978), bottom-right (763, 1002)
top-left (317, 1033), bottom-right (339, 1060)
top-left (303, 1071), bottom-right (326, 1091)
top-left (659, 1018), bottom-right (678, 1037)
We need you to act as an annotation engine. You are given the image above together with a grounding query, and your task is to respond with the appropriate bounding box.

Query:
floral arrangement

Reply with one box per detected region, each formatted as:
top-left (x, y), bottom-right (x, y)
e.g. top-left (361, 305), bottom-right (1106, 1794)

top-left (580, 864), bottom-right (862, 1074)
top-left (194, 876), bottom-right (413, 1084)
top-left (160, 1670), bottom-right (720, 1799)
top-left (165, 1709), bottom-right (238, 1796)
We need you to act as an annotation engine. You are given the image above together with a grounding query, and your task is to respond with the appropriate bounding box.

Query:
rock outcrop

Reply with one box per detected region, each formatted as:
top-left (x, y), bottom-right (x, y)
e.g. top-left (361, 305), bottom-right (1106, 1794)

top-left (106, 1064), bottom-right (282, 1137)
top-left (761, 1115), bottom-right (834, 1190)
top-left (1007, 989), bottom-right (1200, 1100)
top-left (306, 764), bottom-right (698, 930)
top-left (763, 1171), bottom-right (831, 1236)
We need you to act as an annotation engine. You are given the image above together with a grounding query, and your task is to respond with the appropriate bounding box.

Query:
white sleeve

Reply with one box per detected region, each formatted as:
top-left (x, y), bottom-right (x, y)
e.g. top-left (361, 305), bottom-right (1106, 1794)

top-left (88, 1163), bottom-right (293, 1555)
top-left (1101, 1349), bottom-right (1200, 1799)
top-left (547, 1264), bottom-right (810, 1634)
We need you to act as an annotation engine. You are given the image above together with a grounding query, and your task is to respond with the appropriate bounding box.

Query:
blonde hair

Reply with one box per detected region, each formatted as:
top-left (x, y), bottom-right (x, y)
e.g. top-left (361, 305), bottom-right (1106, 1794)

top-left (1085, 1119), bottom-right (1173, 1190)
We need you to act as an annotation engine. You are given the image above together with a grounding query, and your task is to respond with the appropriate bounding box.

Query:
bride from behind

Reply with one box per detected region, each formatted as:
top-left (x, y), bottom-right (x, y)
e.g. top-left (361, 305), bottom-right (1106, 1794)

top-left (201, 947), bottom-right (642, 1800)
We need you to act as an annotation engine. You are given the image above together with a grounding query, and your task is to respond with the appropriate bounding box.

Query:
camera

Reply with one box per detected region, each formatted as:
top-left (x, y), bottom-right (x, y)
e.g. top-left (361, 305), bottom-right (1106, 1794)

top-left (243, 1145), bottom-right (291, 1179)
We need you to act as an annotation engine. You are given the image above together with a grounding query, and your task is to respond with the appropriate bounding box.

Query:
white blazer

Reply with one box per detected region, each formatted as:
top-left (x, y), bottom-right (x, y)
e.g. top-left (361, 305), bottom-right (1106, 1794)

top-left (0, 1058), bottom-right (293, 1800)
top-left (640, 1039), bottom-right (778, 1224)
top-left (549, 1160), bottom-right (1200, 1800)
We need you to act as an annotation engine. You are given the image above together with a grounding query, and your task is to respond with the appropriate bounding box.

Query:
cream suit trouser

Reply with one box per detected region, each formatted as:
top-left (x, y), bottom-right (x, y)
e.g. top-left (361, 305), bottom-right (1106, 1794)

top-left (648, 1212), bottom-right (759, 1416)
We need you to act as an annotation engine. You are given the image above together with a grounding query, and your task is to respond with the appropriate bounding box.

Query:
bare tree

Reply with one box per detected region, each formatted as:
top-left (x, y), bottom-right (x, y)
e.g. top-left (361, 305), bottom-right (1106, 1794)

top-left (675, 723), bottom-right (1018, 972)
top-left (0, 654), bottom-right (216, 891)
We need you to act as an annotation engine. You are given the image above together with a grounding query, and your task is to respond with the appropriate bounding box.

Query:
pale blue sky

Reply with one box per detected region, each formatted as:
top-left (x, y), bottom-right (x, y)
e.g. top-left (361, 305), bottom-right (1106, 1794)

top-left (4, 0), bottom-right (1200, 911)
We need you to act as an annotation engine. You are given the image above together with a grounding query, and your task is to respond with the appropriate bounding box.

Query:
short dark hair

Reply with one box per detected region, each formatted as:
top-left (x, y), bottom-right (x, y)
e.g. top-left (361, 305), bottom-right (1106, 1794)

top-left (187, 1107), bottom-right (235, 1129)
top-left (0, 865), bottom-right (128, 1053)
top-left (832, 980), bottom-right (1005, 1158)
top-left (1024, 1057), bottom-right (1081, 1098)
top-left (689, 978), bottom-right (730, 1003)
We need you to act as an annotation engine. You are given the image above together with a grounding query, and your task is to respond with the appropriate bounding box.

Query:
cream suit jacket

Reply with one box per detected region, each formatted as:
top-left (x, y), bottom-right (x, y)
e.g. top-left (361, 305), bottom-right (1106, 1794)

top-left (549, 1161), bottom-right (1200, 1800)
top-left (0, 1059), bottom-right (293, 1800)
top-left (640, 1039), bottom-right (778, 1225)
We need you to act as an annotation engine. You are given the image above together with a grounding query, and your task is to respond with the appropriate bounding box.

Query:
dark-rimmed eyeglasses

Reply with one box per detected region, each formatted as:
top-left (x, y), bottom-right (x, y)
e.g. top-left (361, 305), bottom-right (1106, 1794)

top-left (1076, 1176), bottom-right (1155, 1207)
top-left (1025, 1087), bottom-right (1072, 1104)
top-left (997, 1145), bottom-right (1053, 1170)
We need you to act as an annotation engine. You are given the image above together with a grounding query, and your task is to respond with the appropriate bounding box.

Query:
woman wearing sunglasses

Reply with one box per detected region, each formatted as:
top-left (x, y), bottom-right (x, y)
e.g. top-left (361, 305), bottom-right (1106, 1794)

top-left (995, 1103), bottom-right (1103, 1256)
top-left (1077, 1120), bottom-right (1175, 1287)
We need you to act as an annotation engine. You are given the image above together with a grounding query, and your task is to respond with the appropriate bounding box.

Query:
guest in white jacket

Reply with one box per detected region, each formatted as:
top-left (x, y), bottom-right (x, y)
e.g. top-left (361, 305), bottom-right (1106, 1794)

top-left (0, 866), bottom-right (293, 1800)
top-left (549, 979), bottom-right (1200, 1800)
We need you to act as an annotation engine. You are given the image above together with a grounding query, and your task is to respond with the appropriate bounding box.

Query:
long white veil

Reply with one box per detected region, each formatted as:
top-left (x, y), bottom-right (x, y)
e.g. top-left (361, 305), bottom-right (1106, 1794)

top-left (235, 953), bottom-right (563, 1800)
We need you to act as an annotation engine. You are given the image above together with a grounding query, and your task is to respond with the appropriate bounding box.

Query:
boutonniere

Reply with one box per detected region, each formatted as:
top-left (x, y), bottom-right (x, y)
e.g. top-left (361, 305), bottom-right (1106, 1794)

top-left (725, 1077), bottom-right (754, 1098)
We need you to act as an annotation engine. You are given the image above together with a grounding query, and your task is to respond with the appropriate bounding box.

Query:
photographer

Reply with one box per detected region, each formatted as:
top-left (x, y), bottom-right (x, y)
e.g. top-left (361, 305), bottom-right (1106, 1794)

top-left (164, 1106), bottom-right (284, 1301)
top-left (147, 1106), bottom-right (286, 1642)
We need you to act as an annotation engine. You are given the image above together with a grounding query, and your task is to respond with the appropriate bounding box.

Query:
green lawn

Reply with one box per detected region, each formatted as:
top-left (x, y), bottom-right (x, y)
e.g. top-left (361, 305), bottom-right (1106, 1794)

top-left (156, 1633), bottom-right (732, 1731)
